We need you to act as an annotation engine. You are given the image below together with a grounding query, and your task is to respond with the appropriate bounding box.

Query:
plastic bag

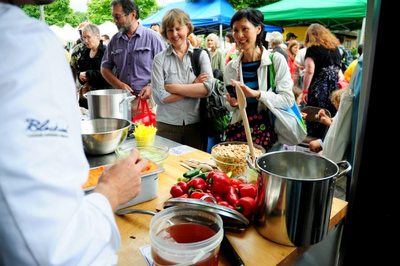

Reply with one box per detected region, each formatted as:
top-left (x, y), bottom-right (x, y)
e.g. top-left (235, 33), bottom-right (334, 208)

top-left (265, 99), bottom-right (307, 145)
top-left (133, 99), bottom-right (156, 126)
top-left (323, 91), bottom-right (353, 162)
top-left (266, 52), bottom-right (307, 145)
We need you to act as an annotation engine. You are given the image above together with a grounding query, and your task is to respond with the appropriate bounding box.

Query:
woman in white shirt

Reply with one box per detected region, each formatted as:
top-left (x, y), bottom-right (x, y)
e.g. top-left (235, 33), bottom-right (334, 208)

top-left (151, 8), bottom-right (214, 150)
top-left (223, 8), bottom-right (294, 151)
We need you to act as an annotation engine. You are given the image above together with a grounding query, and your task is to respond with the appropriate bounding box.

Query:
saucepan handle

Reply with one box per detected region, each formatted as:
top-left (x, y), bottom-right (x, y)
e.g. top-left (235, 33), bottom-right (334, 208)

top-left (115, 208), bottom-right (156, 216)
top-left (119, 95), bottom-right (136, 105)
top-left (336, 160), bottom-right (352, 178)
top-left (119, 95), bottom-right (136, 114)
top-left (246, 154), bottom-right (259, 174)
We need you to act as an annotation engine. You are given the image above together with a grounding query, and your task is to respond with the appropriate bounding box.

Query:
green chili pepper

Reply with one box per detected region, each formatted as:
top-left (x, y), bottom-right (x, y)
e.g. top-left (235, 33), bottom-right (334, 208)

top-left (177, 176), bottom-right (190, 182)
top-left (183, 168), bottom-right (201, 178)
top-left (195, 172), bottom-right (208, 180)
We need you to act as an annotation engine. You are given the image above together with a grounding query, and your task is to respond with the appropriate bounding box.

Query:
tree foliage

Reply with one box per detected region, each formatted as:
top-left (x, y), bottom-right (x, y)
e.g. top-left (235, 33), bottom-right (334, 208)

top-left (87, 0), bottom-right (158, 25)
top-left (22, 0), bottom-right (86, 27)
top-left (21, 0), bottom-right (159, 27)
top-left (20, 0), bottom-right (279, 28)
top-left (228, 0), bottom-right (279, 10)
top-left (87, 0), bottom-right (113, 25)
top-left (136, 0), bottom-right (160, 20)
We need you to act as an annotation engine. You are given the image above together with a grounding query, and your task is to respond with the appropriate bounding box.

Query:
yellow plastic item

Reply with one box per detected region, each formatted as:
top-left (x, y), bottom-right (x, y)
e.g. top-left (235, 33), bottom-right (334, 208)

top-left (134, 123), bottom-right (157, 147)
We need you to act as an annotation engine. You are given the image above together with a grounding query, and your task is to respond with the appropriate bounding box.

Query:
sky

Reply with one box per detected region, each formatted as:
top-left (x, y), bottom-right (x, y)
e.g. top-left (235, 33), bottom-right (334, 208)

top-left (70, 0), bottom-right (183, 13)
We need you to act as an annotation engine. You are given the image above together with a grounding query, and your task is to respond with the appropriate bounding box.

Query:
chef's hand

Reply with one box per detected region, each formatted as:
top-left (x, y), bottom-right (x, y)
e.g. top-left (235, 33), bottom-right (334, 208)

top-left (94, 148), bottom-right (147, 211)
top-left (139, 85), bottom-right (152, 99)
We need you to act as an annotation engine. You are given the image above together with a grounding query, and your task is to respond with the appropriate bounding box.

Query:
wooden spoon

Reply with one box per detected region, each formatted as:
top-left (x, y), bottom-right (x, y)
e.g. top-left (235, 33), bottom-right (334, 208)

top-left (235, 83), bottom-right (256, 162)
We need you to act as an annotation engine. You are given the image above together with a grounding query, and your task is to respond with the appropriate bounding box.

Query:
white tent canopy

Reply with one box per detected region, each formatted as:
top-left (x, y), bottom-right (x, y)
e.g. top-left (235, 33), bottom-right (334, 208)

top-left (49, 25), bottom-right (63, 40)
top-left (62, 24), bottom-right (80, 43)
top-left (49, 24), bottom-right (79, 45)
top-left (49, 22), bottom-right (118, 47)
top-left (98, 21), bottom-right (118, 39)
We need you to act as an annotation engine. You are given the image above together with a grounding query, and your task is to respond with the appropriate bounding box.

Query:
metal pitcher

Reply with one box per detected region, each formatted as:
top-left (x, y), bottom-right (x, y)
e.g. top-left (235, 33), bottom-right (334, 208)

top-left (248, 151), bottom-right (351, 246)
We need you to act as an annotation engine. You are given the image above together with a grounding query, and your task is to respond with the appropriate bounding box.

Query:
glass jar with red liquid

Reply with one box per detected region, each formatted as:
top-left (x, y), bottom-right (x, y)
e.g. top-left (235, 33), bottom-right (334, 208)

top-left (150, 206), bottom-right (224, 266)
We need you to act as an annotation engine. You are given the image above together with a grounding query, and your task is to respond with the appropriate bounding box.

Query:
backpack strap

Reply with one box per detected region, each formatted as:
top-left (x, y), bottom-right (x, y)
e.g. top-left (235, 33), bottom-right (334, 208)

top-left (190, 48), bottom-right (203, 76)
top-left (268, 52), bottom-right (276, 92)
top-left (190, 48), bottom-right (212, 76)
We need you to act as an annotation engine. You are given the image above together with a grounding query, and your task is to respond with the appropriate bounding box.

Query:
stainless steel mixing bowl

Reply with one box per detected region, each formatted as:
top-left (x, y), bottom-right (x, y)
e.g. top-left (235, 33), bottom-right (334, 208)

top-left (81, 118), bottom-right (131, 155)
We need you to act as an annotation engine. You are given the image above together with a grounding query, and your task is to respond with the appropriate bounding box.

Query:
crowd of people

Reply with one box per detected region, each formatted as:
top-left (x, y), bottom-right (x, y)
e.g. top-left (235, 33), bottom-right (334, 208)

top-left (64, 1), bottom-right (361, 152)
top-left (1, 0), bottom-right (361, 264)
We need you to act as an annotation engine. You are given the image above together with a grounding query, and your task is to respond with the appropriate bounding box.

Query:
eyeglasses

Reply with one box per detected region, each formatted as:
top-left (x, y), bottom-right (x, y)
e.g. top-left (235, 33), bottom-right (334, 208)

top-left (112, 13), bottom-right (127, 21)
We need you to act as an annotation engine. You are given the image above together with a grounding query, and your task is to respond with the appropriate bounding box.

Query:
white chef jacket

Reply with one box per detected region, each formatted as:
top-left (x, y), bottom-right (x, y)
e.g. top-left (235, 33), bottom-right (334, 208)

top-left (0, 4), bottom-right (120, 265)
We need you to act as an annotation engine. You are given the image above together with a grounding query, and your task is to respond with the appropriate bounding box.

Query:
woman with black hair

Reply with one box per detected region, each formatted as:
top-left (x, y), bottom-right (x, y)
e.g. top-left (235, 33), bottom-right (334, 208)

top-left (223, 8), bottom-right (294, 151)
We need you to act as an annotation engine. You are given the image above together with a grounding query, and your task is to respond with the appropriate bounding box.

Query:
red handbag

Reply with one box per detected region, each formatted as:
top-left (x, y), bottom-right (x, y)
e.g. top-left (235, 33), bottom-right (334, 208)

top-left (133, 99), bottom-right (156, 126)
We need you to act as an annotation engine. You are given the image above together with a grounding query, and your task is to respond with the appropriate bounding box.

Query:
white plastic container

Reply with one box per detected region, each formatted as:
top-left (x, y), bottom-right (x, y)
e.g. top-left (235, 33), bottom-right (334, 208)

top-left (150, 206), bottom-right (223, 266)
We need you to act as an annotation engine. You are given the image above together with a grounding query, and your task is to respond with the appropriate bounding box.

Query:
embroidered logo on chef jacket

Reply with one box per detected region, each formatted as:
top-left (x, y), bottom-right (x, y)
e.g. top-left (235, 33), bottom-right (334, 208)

top-left (25, 118), bottom-right (68, 138)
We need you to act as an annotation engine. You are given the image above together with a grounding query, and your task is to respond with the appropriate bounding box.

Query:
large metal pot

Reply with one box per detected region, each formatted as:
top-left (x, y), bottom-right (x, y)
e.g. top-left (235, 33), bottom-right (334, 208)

top-left (86, 89), bottom-right (135, 121)
top-left (249, 151), bottom-right (351, 246)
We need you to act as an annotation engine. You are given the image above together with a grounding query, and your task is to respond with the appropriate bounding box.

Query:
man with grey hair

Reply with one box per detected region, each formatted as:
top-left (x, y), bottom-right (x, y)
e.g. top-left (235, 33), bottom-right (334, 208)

top-left (269, 31), bottom-right (288, 61)
top-left (101, 0), bottom-right (165, 115)
top-left (0, 0), bottom-right (146, 265)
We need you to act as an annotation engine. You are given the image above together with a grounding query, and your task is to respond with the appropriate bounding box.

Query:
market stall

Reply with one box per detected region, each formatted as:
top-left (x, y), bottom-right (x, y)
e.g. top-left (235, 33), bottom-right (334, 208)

top-left (87, 136), bottom-right (348, 265)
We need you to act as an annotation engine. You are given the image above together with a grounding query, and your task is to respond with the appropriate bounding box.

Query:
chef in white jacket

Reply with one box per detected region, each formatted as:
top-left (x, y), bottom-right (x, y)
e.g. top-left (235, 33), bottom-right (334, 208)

top-left (0, 1), bottom-right (146, 265)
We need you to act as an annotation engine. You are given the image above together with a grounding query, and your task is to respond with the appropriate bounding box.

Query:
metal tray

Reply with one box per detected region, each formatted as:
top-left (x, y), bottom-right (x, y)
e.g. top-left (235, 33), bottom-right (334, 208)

top-left (301, 106), bottom-right (331, 123)
top-left (83, 161), bottom-right (163, 193)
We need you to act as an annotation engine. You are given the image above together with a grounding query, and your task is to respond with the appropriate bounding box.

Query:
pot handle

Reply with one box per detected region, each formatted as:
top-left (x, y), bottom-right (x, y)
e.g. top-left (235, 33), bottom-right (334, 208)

top-left (199, 194), bottom-right (217, 204)
top-left (336, 160), bottom-right (352, 178)
top-left (115, 208), bottom-right (156, 216)
top-left (246, 154), bottom-right (260, 174)
top-left (119, 95), bottom-right (136, 113)
top-left (119, 95), bottom-right (136, 105)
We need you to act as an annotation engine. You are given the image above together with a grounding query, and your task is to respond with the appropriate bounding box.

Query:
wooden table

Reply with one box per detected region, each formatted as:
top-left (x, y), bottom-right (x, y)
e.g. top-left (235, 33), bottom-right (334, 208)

top-left (115, 148), bottom-right (348, 266)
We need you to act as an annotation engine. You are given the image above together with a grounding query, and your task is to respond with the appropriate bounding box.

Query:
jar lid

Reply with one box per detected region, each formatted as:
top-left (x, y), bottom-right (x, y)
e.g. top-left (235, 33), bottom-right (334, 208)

top-left (163, 198), bottom-right (249, 232)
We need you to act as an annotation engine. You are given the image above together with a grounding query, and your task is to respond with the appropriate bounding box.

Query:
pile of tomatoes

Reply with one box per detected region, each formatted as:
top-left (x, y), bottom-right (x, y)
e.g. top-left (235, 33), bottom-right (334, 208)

top-left (169, 170), bottom-right (257, 218)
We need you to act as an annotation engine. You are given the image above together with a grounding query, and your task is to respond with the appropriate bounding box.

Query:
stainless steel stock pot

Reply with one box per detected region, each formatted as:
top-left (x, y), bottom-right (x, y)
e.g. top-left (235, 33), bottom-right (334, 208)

top-left (86, 89), bottom-right (135, 121)
top-left (248, 151), bottom-right (351, 246)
